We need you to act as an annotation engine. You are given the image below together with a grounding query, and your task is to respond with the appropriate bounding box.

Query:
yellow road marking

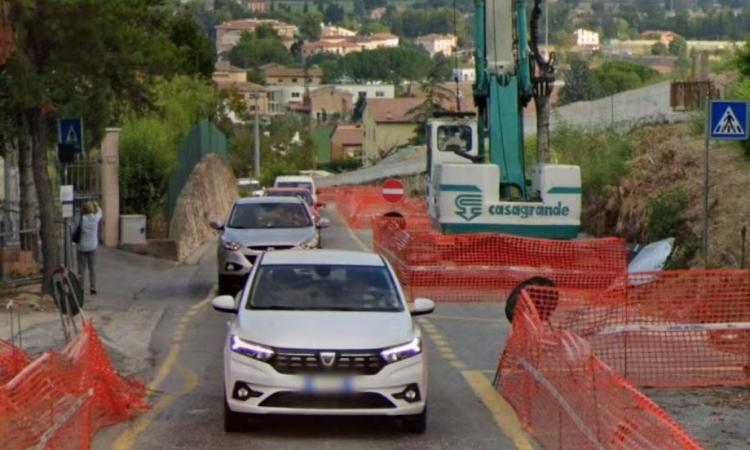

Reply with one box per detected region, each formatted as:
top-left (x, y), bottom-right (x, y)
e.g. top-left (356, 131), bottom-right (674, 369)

top-left (450, 361), bottom-right (467, 369)
top-left (336, 207), bottom-right (370, 251)
top-left (113, 365), bottom-right (199, 449)
top-left (112, 291), bottom-right (214, 450)
top-left (463, 371), bottom-right (534, 450)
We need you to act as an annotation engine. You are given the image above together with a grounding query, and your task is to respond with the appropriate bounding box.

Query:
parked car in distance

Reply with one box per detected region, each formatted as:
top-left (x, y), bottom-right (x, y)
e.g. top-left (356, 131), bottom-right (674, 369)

top-left (212, 249), bottom-right (434, 433)
top-left (273, 175), bottom-right (317, 203)
top-left (264, 187), bottom-right (327, 227)
top-left (237, 178), bottom-right (264, 197)
top-left (211, 197), bottom-right (319, 295)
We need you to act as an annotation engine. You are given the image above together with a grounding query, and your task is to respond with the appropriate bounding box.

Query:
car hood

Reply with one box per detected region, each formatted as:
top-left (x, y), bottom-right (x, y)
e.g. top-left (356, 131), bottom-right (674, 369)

top-left (223, 226), bottom-right (315, 247)
top-left (233, 310), bottom-right (414, 349)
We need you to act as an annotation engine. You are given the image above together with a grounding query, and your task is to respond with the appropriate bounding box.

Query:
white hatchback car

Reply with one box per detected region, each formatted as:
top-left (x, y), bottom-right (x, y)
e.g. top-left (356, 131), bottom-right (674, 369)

top-left (212, 249), bottom-right (434, 433)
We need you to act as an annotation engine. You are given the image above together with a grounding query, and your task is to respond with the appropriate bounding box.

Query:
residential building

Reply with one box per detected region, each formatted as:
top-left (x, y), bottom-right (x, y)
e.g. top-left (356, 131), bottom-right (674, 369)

top-left (361, 98), bottom-right (423, 165)
top-left (266, 85), bottom-right (306, 115)
top-left (321, 24), bottom-right (356, 39)
top-left (641, 30), bottom-right (680, 46)
top-left (352, 33), bottom-right (399, 51)
top-left (310, 87), bottom-right (354, 122)
top-left (452, 68), bottom-right (475, 83)
top-left (215, 81), bottom-right (269, 118)
top-left (416, 34), bottom-right (457, 57)
top-left (302, 40), bottom-right (361, 57)
top-left (574, 29), bottom-right (600, 48)
top-left (215, 19), bottom-right (297, 54)
top-left (335, 84), bottom-right (395, 100)
top-left (369, 7), bottom-right (386, 20)
top-left (331, 125), bottom-right (364, 161)
top-left (246, 0), bottom-right (266, 13)
top-left (212, 60), bottom-right (247, 85)
top-left (261, 64), bottom-right (323, 86)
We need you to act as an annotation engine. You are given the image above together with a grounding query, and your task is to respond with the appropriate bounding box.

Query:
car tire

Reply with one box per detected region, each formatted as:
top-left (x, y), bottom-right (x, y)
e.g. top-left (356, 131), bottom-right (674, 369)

top-left (223, 399), bottom-right (247, 433)
top-left (401, 406), bottom-right (427, 433)
top-left (505, 277), bottom-right (557, 323)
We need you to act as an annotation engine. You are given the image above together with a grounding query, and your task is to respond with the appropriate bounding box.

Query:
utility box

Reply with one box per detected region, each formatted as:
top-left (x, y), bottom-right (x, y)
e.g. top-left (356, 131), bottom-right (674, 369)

top-left (120, 215), bottom-right (146, 245)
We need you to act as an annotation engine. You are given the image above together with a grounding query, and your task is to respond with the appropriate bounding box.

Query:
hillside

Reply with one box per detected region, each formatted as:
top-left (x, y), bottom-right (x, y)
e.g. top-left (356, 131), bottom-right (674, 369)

top-left (585, 122), bottom-right (750, 268)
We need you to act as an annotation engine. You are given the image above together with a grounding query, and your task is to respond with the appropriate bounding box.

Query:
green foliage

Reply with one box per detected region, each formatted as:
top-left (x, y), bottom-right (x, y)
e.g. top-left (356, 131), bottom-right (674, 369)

top-left (735, 77), bottom-right (750, 156)
top-left (558, 56), bottom-right (602, 105)
top-left (385, 8), bottom-right (469, 44)
top-left (324, 3), bottom-right (346, 24)
top-left (321, 47), bottom-right (433, 84)
top-left (550, 126), bottom-right (634, 201)
top-left (651, 42), bottom-right (669, 56)
top-left (645, 189), bottom-right (699, 269)
top-left (169, 13), bottom-right (215, 78)
top-left (351, 95), bottom-right (366, 122)
top-left (669, 36), bottom-right (688, 58)
top-left (119, 76), bottom-right (222, 215)
top-left (593, 61), bottom-right (660, 97)
top-left (300, 13), bottom-right (323, 41)
top-left (318, 157), bottom-right (363, 173)
top-left (228, 29), bottom-right (293, 69)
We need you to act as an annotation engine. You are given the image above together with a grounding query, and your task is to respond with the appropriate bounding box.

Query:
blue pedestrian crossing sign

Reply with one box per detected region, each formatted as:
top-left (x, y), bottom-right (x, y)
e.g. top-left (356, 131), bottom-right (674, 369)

top-left (710, 101), bottom-right (748, 140)
top-left (58, 118), bottom-right (85, 153)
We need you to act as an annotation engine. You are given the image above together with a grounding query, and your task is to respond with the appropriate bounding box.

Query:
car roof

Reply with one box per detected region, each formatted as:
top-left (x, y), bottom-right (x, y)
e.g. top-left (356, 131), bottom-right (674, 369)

top-left (261, 250), bottom-right (385, 267)
top-left (275, 175), bottom-right (313, 182)
top-left (234, 196), bottom-right (303, 205)
top-left (266, 187), bottom-right (309, 192)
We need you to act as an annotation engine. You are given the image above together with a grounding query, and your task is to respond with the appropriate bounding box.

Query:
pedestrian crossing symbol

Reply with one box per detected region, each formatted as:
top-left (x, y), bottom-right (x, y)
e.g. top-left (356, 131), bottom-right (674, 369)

top-left (710, 101), bottom-right (748, 140)
top-left (58, 118), bottom-right (85, 153)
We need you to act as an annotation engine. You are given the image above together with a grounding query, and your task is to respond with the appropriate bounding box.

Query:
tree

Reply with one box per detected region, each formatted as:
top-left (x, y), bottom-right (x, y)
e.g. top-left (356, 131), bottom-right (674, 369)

top-left (558, 56), bottom-right (603, 104)
top-left (300, 12), bottom-right (323, 41)
top-left (324, 3), bottom-right (345, 25)
top-left (2, 0), bottom-right (194, 292)
top-left (651, 42), bottom-right (669, 55)
top-left (169, 13), bottom-right (215, 78)
top-left (353, 0), bottom-right (365, 18)
top-left (669, 36), bottom-right (688, 58)
top-left (228, 30), bottom-right (293, 68)
top-left (351, 95), bottom-right (366, 122)
top-left (593, 61), bottom-right (659, 97)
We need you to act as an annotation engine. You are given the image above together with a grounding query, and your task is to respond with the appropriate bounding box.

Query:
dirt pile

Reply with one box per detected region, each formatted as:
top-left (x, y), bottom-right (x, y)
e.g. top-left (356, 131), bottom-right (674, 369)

top-left (586, 123), bottom-right (750, 268)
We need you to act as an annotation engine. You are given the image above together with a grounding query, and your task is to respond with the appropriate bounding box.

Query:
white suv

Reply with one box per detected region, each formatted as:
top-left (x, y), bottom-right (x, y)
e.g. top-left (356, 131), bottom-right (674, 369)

top-left (212, 249), bottom-right (434, 433)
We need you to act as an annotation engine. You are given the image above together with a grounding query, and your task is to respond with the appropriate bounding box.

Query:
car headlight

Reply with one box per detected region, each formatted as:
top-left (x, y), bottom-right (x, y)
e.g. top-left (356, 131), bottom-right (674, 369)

top-left (221, 237), bottom-right (242, 251)
top-left (380, 337), bottom-right (421, 364)
top-left (295, 234), bottom-right (319, 249)
top-left (230, 335), bottom-right (274, 361)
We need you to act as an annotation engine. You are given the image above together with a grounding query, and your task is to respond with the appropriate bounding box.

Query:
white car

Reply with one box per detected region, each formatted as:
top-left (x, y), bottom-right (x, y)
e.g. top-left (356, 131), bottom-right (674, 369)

top-left (212, 249), bottom-right (434, 433)
top-left (273, 175), bottom-right (317, 203)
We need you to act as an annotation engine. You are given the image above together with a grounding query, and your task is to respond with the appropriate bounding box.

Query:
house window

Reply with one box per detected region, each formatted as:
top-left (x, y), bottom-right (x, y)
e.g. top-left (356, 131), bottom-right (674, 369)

top-left (291, 92), bottom-right (301, 98)
top-left (292, 78), bottom-right (298, 83)
top-left (375, 91), bottom-right (385, 97)
top-left (359, 91), bottom-right (366, 98)
top-left (278, 78), bottom-right (283, 83)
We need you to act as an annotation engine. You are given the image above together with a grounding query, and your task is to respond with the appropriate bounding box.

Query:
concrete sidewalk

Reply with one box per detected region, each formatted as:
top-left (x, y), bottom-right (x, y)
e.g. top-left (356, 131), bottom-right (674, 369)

top-left (0, 243), bottom-right (217, 377)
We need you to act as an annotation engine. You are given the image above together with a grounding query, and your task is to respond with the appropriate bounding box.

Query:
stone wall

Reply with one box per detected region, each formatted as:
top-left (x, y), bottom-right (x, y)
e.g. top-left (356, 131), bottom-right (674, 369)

top-left (169, 154), bottom-right (237, 261)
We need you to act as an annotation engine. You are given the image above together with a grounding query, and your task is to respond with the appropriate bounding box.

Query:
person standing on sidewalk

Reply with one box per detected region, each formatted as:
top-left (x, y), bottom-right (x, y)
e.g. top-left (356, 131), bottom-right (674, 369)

top-left (76, 201), bottom-right (102, 295)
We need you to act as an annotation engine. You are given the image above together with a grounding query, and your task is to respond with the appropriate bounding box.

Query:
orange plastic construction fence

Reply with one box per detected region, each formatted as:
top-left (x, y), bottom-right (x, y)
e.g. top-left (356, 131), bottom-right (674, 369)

top-left (498, 287), bottom-right (703, 450)
top-left (373, 216), bottom-right (629, 302)
top-left (0, 322), bottom-right (148, 449)
top-left (544, 270), bottom-right (750, 388)
top-left (320, 186), bottom-right (427, 229)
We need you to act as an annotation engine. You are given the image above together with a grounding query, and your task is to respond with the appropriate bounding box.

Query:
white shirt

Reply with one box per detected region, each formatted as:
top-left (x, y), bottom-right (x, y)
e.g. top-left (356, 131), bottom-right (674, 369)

top-left (77, 209), bottom-right (103, 252)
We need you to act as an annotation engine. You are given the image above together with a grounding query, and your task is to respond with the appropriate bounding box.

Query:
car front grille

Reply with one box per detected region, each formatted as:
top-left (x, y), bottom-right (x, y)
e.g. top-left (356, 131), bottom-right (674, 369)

top-left (259, 392), bottom-right (396, 409)
top-left (270, 349), bottom-right (386, 375)
top-left (247, 245), bottom-right (295, 251)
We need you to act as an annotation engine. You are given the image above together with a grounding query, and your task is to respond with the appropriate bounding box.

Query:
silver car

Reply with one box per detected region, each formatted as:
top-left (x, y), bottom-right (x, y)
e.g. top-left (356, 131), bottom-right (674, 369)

top-left (212, 197), bottom-right (321, 295)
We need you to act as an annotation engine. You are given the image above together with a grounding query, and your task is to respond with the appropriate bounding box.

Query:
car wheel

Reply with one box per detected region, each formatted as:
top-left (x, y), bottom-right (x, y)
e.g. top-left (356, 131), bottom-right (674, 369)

top-left (505, 277), bottom-right (557, 323)
top-left (401, 406), bottom-right (427, 433)
top-left (223, 399), bottom-right (247, 433)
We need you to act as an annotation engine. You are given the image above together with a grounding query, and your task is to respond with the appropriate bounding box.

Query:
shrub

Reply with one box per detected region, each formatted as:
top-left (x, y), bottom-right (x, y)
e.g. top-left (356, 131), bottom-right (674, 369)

top-left (645, 189), bottom-right (699, 269)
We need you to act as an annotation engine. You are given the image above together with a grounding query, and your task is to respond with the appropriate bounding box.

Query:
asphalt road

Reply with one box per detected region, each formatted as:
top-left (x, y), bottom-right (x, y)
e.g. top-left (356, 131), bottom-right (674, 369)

top-left (100, 207), bottom-right (527, 450)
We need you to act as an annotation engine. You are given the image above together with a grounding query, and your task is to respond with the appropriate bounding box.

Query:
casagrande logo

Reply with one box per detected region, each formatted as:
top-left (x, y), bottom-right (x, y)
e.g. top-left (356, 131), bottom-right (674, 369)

top-left (488, 202), bottom-right (570, 218)
top-left (455, 194), bottom-right (483, 221)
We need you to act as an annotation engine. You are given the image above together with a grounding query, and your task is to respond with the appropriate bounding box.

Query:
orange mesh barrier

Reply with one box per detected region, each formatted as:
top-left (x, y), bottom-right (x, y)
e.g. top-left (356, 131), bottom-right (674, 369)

top-left (0, 322), bottom-right (148, 449)
top-left (329, 187), bottom-right (427, 229)
top-left (498, 287), bottom-right (703, 449)
top-left (373, 216), bottom-right (628, 302)
top-left (0, 340), bottom-right (30, 384)
top-left (543, 271), bottom-right (750, 388)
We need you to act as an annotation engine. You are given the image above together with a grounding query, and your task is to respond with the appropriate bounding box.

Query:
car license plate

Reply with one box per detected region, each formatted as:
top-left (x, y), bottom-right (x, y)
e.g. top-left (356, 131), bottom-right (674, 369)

top-left (303, 375), bottom-right (353, 394)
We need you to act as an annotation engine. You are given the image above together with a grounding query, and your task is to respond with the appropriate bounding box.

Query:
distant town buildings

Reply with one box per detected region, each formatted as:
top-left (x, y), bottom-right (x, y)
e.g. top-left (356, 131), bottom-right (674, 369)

top-left (331, 125), bottom-right (364, 161)
top-left (452, 68), bottom-right (475, 83)
top-left (574, 28), bottom-right (600, 48)
top-left (310, 86), bottom-right (354, 122)
top-left (302, 33), bottom-right (400, 57)
top-left (215, 19), bottom-right (297, 54)
top-left (641, 30), bottom-right (680, 46)
top-left (362, 97), bottom-right (423, 165)
top-left (321, 24), bottom-right (356, 40)
top-left (416, 34), bottom-right (457, 57)
top-left (246, 0), bottom-right (266, 13)
top-left (211, 61), bottom-right (269, 117)
top-left (261, 63), bottom-right (322, 86)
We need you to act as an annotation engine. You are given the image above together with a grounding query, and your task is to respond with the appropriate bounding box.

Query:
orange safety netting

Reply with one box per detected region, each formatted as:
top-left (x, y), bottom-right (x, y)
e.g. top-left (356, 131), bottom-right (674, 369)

top-left (373, 216), bottom-right (629, 302)
top-left (498, 286), bottom-right (703, 449)
top-left (321, 186), bottom-right (428, 229)
top-left (542, 271), bottom-right (750, 388)
top-left (0, 322), bottom-right (148, 449)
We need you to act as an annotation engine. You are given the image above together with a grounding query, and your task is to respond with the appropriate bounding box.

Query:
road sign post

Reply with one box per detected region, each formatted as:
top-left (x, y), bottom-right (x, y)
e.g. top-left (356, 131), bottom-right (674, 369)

top-left (704, 100), bottom-right (749, 267)
top-left (58, 118), bottom-right (84, 162)
top-left (382, 178), bottom-right (405, 203)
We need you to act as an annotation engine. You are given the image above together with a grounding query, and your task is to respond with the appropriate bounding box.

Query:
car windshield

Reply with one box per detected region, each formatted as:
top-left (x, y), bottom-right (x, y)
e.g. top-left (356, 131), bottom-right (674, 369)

top-left (227, 203), bottom-right (312, 229)
top-left (276, 181), bottom-right (313, 192)
top-left (268, 190), bottom-right (313, 205)
top-left (247, 264), bottom-right (403, 312)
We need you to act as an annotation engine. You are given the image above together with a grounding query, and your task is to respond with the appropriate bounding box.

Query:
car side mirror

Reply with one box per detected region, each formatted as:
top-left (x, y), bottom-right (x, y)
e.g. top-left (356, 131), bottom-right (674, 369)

top-left (411, 298), bottom-right (435, 316)
top-left (210, 220), bottom-right (224, 231)
top-left (212, 295), bottom-right (238, 313)
top-left (317, 217), bottom-right (330, 229)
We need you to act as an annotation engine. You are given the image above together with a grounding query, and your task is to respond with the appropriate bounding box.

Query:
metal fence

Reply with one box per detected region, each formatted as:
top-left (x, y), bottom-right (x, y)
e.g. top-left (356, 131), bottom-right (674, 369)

top-left (166, 119), bottom-right (228, 222)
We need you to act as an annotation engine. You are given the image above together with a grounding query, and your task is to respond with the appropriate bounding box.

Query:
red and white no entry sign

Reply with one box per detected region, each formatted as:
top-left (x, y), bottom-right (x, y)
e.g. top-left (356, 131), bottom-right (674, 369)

top-left (381, 178), bottom-right (404, 203)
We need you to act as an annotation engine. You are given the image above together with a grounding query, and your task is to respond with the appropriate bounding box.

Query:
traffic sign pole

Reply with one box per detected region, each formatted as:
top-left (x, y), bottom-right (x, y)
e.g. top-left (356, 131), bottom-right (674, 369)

top-left (703, 95), bottom-right (710, 268)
